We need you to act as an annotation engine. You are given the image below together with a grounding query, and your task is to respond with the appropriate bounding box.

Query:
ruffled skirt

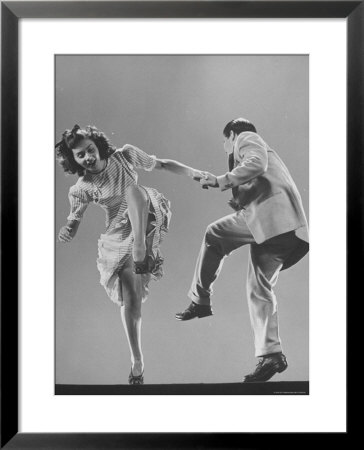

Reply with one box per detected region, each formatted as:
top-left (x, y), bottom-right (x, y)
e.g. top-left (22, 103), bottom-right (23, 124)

top-left (96, 186), bottom-right (172, 306)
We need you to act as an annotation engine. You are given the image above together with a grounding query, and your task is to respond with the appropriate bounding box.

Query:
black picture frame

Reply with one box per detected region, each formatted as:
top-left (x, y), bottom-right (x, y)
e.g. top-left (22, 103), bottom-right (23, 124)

top-left (1, 1), bottom-right (359, 447)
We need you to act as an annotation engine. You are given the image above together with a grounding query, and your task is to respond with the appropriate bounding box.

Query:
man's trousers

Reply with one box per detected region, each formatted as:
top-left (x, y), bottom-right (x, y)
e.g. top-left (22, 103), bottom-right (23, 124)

top-left (188, 211), bottom-right (301, 357)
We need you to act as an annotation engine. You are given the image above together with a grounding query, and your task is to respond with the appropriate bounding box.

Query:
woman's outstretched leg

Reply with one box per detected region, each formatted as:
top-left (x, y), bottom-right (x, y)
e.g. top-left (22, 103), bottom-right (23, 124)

top-left (119, 258), bottom-right (144, 380)
top-left (126, 184), bottom-right (149, 263)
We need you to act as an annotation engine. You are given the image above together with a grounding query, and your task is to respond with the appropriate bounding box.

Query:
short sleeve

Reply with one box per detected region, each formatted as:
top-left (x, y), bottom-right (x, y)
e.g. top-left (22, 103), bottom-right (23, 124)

top-left (120, 144), bottom-right (156, 171)
top-left (67, 185), bottom-right (90, 222)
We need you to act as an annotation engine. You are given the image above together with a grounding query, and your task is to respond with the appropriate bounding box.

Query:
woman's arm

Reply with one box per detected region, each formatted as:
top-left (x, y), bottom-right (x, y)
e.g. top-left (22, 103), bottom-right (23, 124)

top-left (60, 184), bottom-right (89, 242)
top-left (58, 220), bottom-right (80, 243)
top-left (154, 158), bottom-right (204, 180)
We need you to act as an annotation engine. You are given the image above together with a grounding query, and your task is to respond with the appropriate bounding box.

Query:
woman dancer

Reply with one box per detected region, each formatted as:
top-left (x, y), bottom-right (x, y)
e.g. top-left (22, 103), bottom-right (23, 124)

top-left (56, 125), bottom-right (202, 384)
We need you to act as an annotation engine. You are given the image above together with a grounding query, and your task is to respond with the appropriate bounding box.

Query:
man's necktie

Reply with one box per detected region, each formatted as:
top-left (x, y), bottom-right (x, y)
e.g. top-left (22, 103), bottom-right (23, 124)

top-left (228, 152), bottom-right (239, 200)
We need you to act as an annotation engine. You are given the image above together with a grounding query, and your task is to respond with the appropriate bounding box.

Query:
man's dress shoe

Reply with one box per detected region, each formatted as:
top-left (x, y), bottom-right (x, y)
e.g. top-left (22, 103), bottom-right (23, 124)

top-left (243, 353), bottom-right (288, 382)
top-left (175, 302), bottom-right (213, 321)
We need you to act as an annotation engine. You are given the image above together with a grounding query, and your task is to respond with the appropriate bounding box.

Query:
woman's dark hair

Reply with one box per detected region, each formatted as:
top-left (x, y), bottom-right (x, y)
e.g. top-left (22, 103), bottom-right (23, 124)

top-left (55, 125), bottom-right (116, 176)
top-left (223, 118), bottom-right (257, 138)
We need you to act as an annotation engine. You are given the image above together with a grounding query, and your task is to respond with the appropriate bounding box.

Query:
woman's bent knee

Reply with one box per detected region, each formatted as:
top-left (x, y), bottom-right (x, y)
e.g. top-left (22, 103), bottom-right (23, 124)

top-left (126, 184), bottom-right (148, 203)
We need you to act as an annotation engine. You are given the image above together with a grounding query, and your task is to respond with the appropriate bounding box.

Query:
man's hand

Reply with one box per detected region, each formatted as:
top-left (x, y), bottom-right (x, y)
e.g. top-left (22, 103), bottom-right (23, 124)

top-left (228, 198), bottom-right (241, 211)
top-left (200, 172), bottom-right (219, 189)
top-left (58, 225), bottom-right (77, 243)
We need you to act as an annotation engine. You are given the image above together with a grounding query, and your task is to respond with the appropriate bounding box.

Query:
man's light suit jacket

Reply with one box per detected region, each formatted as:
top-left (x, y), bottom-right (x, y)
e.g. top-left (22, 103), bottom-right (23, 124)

top-left (216, 131), bottom-right (309, 270)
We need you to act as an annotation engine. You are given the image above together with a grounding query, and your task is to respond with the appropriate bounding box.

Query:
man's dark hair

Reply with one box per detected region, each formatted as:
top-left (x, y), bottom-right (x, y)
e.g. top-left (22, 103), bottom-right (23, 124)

top-left (223, 118), bottom-right (257, 138)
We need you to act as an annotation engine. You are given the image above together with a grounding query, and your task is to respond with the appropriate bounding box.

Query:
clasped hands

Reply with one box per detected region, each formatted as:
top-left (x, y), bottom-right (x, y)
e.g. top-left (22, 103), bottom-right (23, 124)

top-left (192, 170), bottom-right (218, 189)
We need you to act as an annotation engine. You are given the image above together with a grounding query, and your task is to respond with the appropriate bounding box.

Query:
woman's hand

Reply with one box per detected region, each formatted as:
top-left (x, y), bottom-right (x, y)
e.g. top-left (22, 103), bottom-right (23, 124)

top-left (190, 169), bottom-right (205, 181)
top-left (58, 225), bottom-right (77, 243)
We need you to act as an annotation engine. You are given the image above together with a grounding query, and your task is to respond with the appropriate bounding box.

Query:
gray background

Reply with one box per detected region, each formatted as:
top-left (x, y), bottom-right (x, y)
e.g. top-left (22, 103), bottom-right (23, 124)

top-left (56, 55), bottom-right (309, 384)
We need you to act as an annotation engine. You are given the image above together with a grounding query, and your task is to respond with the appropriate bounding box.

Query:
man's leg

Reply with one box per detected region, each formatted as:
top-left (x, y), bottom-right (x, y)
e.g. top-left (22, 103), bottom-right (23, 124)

top-left (244, 231), bottom-right (300, 381)
top-left (247, 247), bottom-right (283, 357)
top-left (190, 211), bottom-right (255, 304)
top-left (176, 211), bottom-right (254, 320)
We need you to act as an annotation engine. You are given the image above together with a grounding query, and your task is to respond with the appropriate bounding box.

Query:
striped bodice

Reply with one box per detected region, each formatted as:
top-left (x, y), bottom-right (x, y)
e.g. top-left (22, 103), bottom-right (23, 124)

top-left (67, 145), bottom-right (156, 231)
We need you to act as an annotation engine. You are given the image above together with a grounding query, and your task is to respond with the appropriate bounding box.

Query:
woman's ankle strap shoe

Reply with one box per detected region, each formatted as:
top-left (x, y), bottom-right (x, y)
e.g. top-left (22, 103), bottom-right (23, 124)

top-left (128, 369), bottom-right (144, 385)
top-left (133, 253), bottom-right (152, 275)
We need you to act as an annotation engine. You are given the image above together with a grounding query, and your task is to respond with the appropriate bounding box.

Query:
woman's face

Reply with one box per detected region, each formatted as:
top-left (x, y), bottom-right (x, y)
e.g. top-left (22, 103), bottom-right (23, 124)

top-left (72, 138), bottom-right (104, 173)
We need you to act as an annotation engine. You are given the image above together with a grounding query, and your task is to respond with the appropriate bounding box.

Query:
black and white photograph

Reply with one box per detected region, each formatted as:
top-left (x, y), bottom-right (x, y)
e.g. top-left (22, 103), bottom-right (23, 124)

top-left (2, 0), bottom-right (355, 444)
top-left (55, 55), bottom-right (309, 394)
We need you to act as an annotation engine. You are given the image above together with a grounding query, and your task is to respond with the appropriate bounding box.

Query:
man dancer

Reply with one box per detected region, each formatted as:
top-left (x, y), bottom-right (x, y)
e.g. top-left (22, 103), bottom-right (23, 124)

top-left (176, 118), bottom-right (309, 382)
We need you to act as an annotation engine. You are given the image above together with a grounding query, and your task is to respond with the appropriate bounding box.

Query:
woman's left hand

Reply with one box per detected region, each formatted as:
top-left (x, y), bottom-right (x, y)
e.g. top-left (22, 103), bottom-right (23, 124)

top-left (191, 169), bottom-right (205, 181)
